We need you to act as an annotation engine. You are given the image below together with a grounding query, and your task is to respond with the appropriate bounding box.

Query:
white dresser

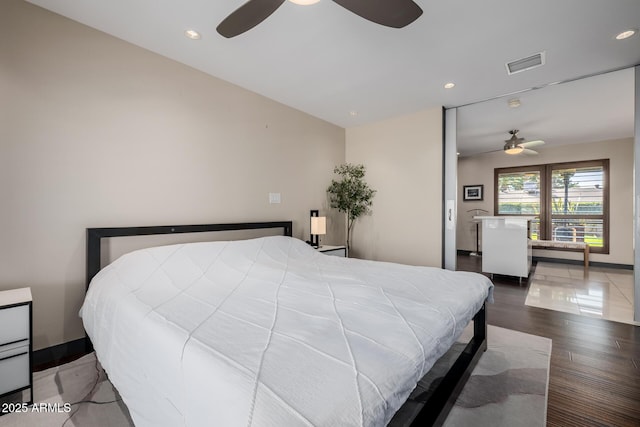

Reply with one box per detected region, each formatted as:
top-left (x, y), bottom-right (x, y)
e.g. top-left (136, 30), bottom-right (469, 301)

top-left (0, 288), bottom-right (33, 404)
top-left (474, 216), bottom-right (534, 280)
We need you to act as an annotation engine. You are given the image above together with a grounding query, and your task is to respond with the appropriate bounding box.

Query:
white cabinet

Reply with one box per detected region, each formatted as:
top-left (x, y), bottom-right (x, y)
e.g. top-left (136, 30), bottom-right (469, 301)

top-left (0, 288), bottom-right (32, 404)
top-left (475, 216), bottom-right (533, 280)
top-left (316, 245), bottom-right (347, 257)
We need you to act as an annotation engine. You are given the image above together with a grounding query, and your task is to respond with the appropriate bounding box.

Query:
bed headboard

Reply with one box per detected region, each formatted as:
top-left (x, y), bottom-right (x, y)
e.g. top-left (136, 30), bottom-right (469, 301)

top-left (86, 221), bottom-right (293, 289)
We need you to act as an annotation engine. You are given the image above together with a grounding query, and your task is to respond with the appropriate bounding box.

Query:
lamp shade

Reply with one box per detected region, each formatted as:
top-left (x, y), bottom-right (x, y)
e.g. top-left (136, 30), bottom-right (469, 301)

top-left (310, 216), bottom-right (326, 235)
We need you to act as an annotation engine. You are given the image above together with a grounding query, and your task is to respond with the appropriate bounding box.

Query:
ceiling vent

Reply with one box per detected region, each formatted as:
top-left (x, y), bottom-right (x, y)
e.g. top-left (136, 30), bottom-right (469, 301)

top-left (506, 52), bottom-right (545, 75)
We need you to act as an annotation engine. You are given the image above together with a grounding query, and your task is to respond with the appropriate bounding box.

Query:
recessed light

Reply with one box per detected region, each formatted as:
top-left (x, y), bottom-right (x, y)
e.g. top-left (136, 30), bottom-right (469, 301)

top-left (184, 29), bottom-right (201, 40)
top-left (444, 82), bottom-right (455, 89)
top-left (349, 110), bottom-right (358, 117)
top-left (616, 29), bottom-right (637, 40)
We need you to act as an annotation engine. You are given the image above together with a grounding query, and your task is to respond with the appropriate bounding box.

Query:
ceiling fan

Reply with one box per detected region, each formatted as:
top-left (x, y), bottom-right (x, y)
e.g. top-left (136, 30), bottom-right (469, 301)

top-left (216, 0), bottom-right (423, 38)
top-left (503, 130), bottom-right (545, 155)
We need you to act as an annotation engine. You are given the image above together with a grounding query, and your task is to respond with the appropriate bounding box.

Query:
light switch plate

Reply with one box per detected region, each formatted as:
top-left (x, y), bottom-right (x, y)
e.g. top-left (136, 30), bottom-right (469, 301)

top-left (269, 193), bottom-right (281, 204)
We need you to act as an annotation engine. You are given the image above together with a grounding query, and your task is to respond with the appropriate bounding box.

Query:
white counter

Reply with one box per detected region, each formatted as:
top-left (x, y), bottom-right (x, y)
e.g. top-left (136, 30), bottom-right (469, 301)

top-left (474, 216), bottom-right (534, 279)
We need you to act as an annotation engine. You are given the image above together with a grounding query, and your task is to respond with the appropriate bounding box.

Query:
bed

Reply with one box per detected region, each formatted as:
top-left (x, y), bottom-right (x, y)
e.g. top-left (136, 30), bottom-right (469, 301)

top-left (80, 221), bottom-right (493, 426)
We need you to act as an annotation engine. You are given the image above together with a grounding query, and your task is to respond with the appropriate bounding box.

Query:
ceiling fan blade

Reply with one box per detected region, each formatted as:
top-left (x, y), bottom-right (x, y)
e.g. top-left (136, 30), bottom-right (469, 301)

top-left (519, 140), bottom-right (545, 149)
top-left (332, 0), bottom-right (423, 28)
top-left (521, 148), bottom-right (539, 155)
top-left (217, 0), bottom-right (285, 38)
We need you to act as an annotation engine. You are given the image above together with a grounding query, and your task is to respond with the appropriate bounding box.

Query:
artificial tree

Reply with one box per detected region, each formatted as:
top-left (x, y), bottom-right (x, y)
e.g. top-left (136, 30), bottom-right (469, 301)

top-left (327, 163), bottom-right (376, 255)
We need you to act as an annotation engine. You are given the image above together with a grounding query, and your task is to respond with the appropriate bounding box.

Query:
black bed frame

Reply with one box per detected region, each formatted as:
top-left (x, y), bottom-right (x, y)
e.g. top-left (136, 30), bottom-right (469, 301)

top-left (85, 220), bottom-right (486, 427)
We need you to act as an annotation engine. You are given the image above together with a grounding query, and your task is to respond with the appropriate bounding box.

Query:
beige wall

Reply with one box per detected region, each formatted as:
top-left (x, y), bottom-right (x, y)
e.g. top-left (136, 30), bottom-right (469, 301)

top-left (0, 0), bottom-right (345, 350)
top-left (457, 138), bottom-right (634, 265)
top-left (345, 108), bottom-right (443, 267)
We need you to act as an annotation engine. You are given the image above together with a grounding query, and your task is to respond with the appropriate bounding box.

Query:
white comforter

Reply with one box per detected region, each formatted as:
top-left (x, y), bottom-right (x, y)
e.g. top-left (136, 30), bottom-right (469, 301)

top-left (80, 236), bottom-right (493, 427)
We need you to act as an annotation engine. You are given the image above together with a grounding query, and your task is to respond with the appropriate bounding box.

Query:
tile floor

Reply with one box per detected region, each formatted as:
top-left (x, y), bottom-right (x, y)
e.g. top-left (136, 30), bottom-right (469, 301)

top-left (525, 262), bottom-right (639, 326)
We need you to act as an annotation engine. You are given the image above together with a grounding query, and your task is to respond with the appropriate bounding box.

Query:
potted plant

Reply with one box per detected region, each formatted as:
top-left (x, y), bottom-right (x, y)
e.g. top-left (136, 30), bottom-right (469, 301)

top-left (327, 163), bottom-right (376, 256)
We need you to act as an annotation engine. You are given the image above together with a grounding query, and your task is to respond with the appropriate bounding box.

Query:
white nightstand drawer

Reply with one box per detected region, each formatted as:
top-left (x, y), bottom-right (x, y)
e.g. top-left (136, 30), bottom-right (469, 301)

top-left (0, 351), bottom-right (30, 395)
top-left (0, 288), bottom-right (32, 403)
top-left (0, 304), bottom-right (30, 345)
top-left (0, 339), bottom-right (29, 356)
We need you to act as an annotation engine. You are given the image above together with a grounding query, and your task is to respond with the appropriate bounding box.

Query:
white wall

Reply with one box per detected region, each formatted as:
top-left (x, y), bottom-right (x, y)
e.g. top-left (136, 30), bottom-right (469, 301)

top-left (0, 0), bottom-right (346, 350)
top-left (345, 108), bottom-right (443, 267)
top-left (457, 137), bottom-right (634, 265)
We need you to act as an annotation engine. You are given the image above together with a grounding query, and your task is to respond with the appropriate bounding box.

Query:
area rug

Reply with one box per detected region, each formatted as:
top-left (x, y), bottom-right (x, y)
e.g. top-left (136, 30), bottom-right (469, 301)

top-left (0, 326), bottom-right (551, 427)
top-left (442, 326), bottom-right (551, 427)
top-left (390, 325), bottom-right (551, 427)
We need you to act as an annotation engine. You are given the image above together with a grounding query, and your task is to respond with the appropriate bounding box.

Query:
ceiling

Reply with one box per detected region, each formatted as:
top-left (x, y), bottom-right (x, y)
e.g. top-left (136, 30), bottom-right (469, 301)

top-left (25, 0), bottom-right (640, 154)
top-left (457, 68), bottom-right (635, 157)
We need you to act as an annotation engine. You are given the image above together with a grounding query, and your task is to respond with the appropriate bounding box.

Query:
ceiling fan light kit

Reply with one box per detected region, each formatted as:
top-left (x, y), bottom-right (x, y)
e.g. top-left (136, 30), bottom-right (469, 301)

top-left (504, 129), bottom-right (524, 154)
top-left (217, 0), bottom-right (423, 38)
top-left (504, 143), bottom-right (524, 155)
top-left (503, 130), bottom-right (544, 155)
top-left (288, 0), bottom-right (320, 5)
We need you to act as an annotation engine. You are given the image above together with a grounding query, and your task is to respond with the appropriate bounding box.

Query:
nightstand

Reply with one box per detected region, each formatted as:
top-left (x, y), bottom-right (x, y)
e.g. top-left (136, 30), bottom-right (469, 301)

top-left (0, 288), bottom-right (33, 406)
top-left (316, 245), bottom-right (347, 257)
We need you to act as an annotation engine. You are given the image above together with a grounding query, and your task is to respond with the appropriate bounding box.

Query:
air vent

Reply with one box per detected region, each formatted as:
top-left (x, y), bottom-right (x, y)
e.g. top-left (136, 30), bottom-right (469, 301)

top-left (506, 52), bottom-right (545, 75)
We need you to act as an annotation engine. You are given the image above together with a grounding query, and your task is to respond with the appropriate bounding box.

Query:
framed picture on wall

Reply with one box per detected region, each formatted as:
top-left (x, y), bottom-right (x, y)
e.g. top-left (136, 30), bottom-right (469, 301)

top-left (463, 185), bottom-right (483, 201)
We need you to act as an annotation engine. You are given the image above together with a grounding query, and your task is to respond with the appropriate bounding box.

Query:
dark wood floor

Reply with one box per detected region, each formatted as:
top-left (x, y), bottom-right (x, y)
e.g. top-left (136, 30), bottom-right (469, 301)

top-left (457, 255), bottom-right (640, 427)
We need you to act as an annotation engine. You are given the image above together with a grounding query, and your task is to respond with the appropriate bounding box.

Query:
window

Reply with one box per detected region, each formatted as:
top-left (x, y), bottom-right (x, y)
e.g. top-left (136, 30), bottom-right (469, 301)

top-left (495, 160), bottom-right (609, 253)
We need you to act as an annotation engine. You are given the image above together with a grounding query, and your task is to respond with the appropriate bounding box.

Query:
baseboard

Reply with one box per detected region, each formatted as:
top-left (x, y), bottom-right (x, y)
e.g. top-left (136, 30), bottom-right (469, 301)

top-left (532, 256), bottom-right (633, 270)
top-left (457, 250), bottom-right (632, 270)
top-left (32, 337), bottom-right (88, 370)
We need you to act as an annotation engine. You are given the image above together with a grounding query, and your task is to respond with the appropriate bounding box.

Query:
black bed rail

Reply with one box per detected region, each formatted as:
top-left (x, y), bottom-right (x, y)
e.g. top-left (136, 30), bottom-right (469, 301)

top-left (411, 303), bottom-right (487, 426)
